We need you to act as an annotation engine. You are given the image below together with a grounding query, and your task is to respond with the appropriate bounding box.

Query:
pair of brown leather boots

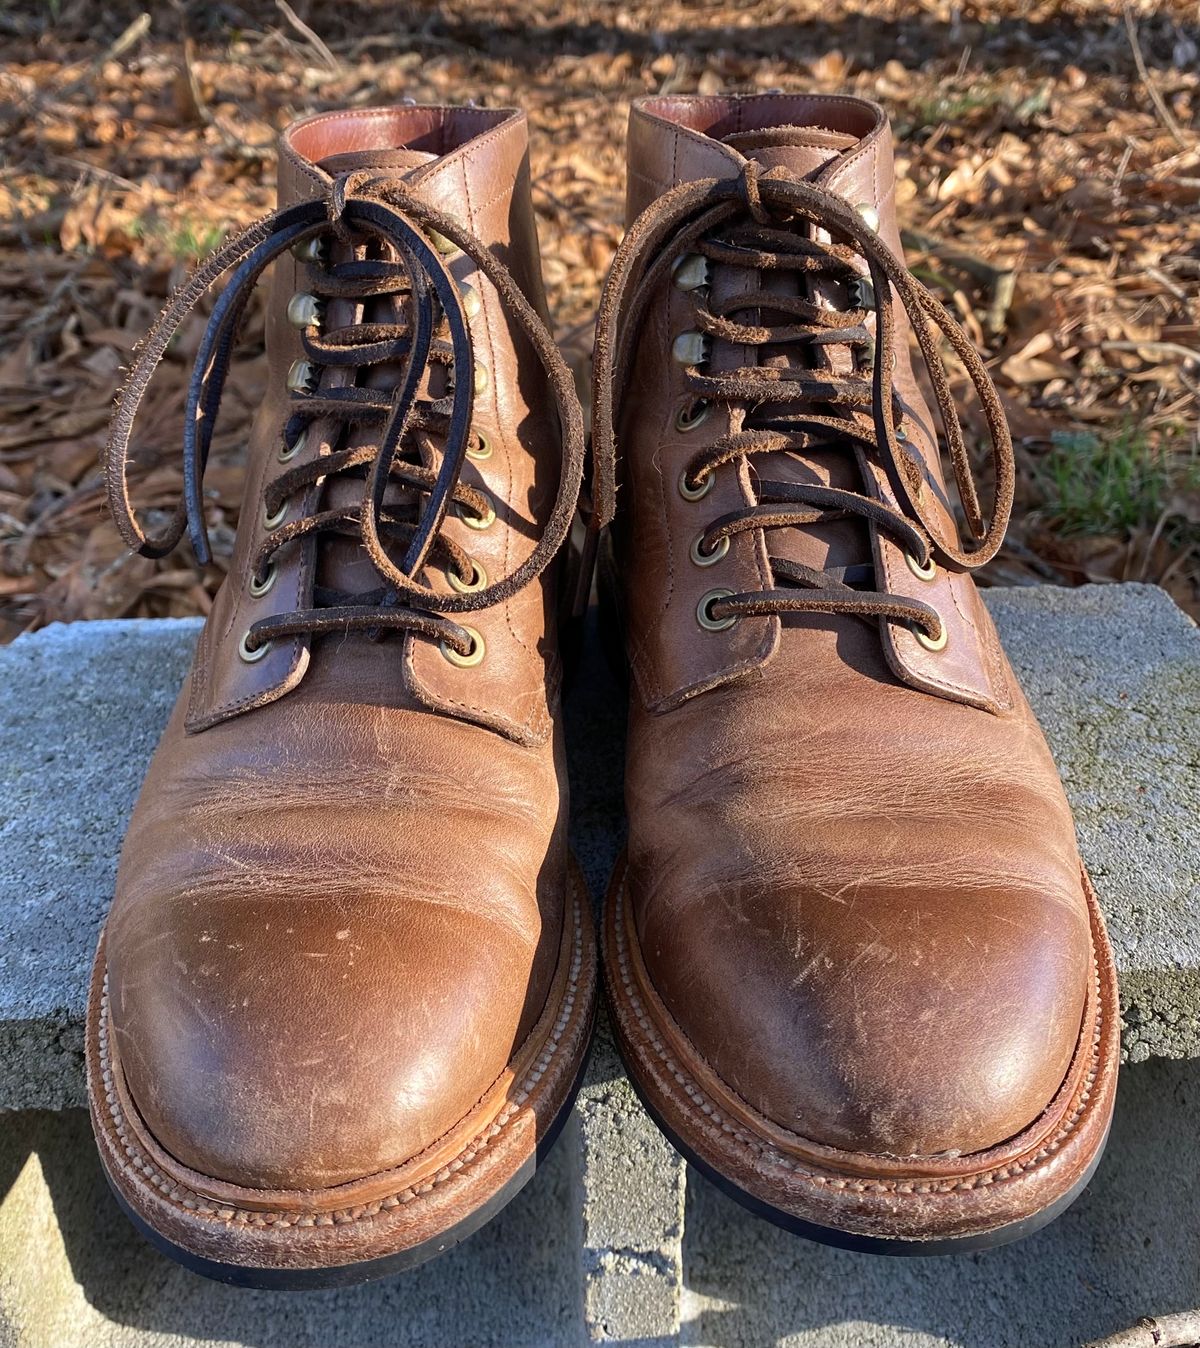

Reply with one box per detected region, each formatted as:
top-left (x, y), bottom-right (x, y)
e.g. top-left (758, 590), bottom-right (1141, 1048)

top-left (86, 94), bottom-right (1119, 1285)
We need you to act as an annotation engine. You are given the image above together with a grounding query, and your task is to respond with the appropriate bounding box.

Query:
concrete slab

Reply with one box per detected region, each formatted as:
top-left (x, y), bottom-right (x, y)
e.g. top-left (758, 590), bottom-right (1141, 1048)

top-left (0, 617), bottom-right (199, 1112)
top-left (574, 1010), bottom-right (686, 1346)
top-left (0, 1106), bottom-right (581, 1348)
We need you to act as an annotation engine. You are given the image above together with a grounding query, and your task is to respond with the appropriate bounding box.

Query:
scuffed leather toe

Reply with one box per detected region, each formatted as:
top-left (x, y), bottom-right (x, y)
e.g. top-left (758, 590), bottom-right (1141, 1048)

top-left (637, 870), bottom-right (1092, 1157)
top-left (108, 891), bottom-right (538, 1190)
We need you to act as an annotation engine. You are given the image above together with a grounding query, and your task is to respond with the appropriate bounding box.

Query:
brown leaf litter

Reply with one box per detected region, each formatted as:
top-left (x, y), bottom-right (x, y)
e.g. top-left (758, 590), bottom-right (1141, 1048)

top-left (0, 0), bottom-right (1196, 639)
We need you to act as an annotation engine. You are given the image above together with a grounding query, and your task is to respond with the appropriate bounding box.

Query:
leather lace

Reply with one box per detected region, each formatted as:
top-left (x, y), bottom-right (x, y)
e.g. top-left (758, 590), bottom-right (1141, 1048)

top-left (592, 163), bottom-right (1015, 644)
top-left (107, 170), bottom-right (585, 658)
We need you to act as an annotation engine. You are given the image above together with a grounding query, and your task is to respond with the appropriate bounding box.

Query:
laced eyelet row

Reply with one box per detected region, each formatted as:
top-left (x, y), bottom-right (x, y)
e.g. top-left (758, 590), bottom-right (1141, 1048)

top-left (242, 253), bottom-right (497, 666)
top-left (240, 523), bottom-right (281, 660)
top-left (671, 213), bottom-right (946, 651)
top-left (580, 173), bottom-right (1010, 664)
top-left (106, 179), bottom-right (587, 686)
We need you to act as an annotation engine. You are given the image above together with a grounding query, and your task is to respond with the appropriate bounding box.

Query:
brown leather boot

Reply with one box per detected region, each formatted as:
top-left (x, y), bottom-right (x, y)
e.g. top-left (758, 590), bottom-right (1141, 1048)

top-left (594, 93), bottom-right (1118, 1252)
top-left (86, 106), bottom-right (594, 1285)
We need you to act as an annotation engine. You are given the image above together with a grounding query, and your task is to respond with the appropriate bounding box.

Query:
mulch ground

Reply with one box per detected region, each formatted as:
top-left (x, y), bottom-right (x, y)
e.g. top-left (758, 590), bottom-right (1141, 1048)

top-left (0, 0), bottom-right (1197, 637)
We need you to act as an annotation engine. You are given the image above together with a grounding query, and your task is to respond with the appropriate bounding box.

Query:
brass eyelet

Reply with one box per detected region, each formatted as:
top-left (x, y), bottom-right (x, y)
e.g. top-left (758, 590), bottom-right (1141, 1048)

top-left (473, 362), bottom-right (489, 395)
top-left (286, 293), bottom-right (321, 329)
top-left (856, 202), bottom-right (880, 231)
top-left (696, 588), bottom-right (737, 632)
top-left (249, 562), bottom-right (277, 598)
top-left (439, 625), bottom-right (485, 667)
top-left (672, 331), bottom-right (708, 366)
top-left (675, 400), bottom-right (711, 433)
top-left (690, 532), bottom-right (729, 567)
top-left (466, 430), bottom-right (493, 461)
top-left (238, 630), bottom-right (271, 663)
top-left (913, 618), bottom-right (948, 652)
top-left (447, 558), bottom-right (487, 594)
top-left (428, 227), bottom-right (461, 258)
top-left (672, 253), bottom-right (710, 291)
top-left (278, 426), bottom-right (307, 463)
top-left (262, 500), bottom-right (287, 530)
top-left (455, 493), bottom-right (495, 530)
top-left (286, 359), bottom-right (316, 393)
top-left (292, 236), bottom-right (326, 264)
top-left (678, 468), bottom-right (714, 502)
top-left (895, 424), bottom-right (908, 442)
top-left (905, 551), bottom-right (937, 582)
top-left (460, 282), bottom-right (481, 319)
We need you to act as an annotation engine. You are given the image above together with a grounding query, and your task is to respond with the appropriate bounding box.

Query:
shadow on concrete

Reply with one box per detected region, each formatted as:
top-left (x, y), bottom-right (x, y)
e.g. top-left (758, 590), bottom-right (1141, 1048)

top-left (683, 1057), bottom-right (1200, 1348)
top-left (16, 1106), bottom-right (578, 1348)
top-left (564, 603), bottom-right (628, 916)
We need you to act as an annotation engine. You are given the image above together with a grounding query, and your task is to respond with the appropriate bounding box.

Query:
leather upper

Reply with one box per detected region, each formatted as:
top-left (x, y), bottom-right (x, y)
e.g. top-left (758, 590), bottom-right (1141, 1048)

top-left (612, 94), bottom-right (1092, 1158)
top-left (105, 107), bottom-right (572, 1190)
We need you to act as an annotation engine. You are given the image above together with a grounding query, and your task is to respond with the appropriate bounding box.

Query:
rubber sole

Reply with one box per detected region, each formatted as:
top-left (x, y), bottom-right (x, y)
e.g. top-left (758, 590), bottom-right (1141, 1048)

top-left (88, 860), bottom-right (597, 1289)
top-left (603, 853), bottom-right (1120, 1256)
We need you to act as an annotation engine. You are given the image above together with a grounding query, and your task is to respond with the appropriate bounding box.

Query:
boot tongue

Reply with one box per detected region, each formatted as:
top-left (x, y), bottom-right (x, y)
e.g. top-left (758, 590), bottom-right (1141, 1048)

top-left (715, 126), bottom-right (868, 586)
top-left (305, 145), bottom-right (440, 600)
top-left (722, 126), bottom-right (857, 179)
top-left (316, 146), bottom-right (437, 179)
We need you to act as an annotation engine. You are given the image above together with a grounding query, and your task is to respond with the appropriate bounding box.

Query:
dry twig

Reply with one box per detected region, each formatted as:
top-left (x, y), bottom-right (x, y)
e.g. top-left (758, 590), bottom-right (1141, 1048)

top-left (1122, 5), bottom-right (1190, 149)
top-left (1084, 1309), bottom-right (1200, 1348)
top-left (274, 1), bottom-right (341, 74)
top-left (55, 11), bottom-right (151, 103)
